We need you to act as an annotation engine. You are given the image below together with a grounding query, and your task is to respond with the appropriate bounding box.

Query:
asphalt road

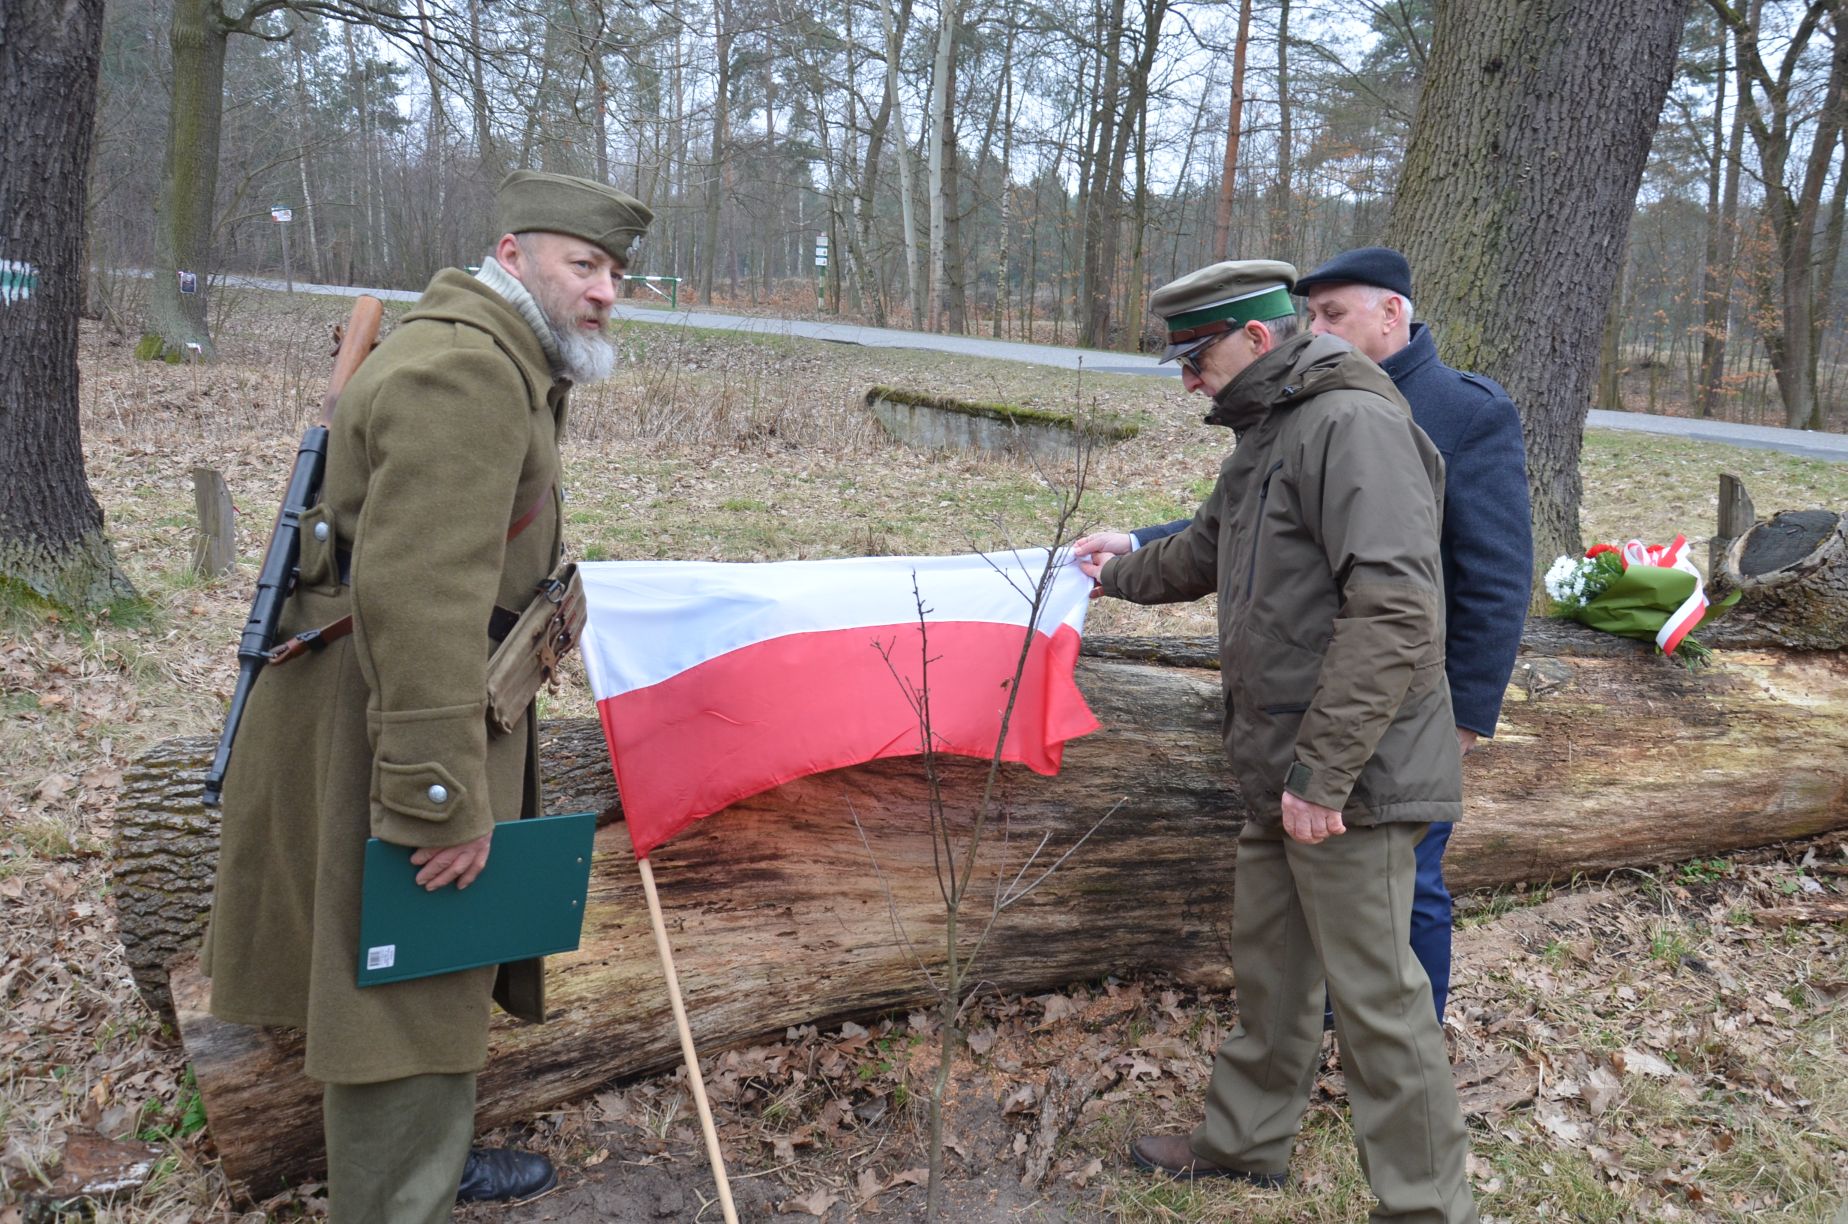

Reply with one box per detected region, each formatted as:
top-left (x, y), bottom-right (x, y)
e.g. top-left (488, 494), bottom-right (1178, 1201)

top-left (226, 272), bottom-right (1848, 463)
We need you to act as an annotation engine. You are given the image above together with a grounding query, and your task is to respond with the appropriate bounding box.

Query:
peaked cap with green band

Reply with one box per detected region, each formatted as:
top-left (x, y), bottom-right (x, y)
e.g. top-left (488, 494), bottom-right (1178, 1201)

top-left (494, 170), bottom-right (655, 264)
top-left (1150, 259), bottom-right (1299, 362)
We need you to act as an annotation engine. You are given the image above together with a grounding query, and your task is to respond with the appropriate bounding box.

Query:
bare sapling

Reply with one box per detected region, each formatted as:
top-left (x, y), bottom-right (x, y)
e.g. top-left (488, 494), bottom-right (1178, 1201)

top-left (853, 376), bottom-right (1123, 1220)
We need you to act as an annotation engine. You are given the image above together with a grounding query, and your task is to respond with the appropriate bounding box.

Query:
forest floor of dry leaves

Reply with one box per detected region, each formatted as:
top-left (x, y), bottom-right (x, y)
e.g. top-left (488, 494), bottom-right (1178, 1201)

top-left (4, 291), bottom-right (1848, 1222)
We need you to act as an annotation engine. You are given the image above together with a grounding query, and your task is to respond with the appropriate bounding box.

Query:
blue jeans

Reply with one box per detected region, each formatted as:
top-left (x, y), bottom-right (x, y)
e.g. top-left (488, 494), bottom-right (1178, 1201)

top-left (1325, 821), bottom-right (1452, 1027)
top-left (1410, 821), bottom-right (1453, 1021)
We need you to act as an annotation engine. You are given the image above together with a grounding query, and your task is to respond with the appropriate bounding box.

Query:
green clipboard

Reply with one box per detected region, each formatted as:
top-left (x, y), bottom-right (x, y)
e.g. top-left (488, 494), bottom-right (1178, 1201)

top-left (356, 810), bottom-right (596, 987)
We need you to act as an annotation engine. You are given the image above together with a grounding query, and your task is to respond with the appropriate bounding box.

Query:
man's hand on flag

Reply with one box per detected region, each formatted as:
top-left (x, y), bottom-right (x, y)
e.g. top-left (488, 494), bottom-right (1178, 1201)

top-left (1072, 531), bottom-right (1130, 584)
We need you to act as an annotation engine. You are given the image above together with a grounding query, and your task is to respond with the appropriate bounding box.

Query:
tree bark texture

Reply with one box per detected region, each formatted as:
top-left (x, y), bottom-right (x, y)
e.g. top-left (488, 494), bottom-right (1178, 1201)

top-left (147, 0), bottom-right (228, 361)
top-left (118, 627), bottom-right (1848, 1193)
top-left (0, 0), bottom-right (137, 610)
top-left (1386, 0), bottom-right (1687, 569)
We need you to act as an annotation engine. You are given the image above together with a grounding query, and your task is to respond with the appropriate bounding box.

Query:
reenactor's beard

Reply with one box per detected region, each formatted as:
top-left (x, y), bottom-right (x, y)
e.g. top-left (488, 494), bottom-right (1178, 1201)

top-left (553, 324), bottom-right (617, 384)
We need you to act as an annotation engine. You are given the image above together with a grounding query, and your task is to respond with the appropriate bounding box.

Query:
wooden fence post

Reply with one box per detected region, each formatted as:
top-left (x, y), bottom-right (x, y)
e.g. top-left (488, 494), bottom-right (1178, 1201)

top-left (191, 467), bottom-right (237, 577)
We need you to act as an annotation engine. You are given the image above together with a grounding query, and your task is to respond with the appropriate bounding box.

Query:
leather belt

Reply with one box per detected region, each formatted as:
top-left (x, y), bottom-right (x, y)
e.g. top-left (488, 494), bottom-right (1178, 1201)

top-left (270, 484), bottom-right (553, 667)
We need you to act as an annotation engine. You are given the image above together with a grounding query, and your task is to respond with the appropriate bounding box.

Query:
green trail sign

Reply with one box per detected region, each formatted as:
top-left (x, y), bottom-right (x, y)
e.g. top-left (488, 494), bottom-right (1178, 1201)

top-left (1, 258), bottom-right (39, 305)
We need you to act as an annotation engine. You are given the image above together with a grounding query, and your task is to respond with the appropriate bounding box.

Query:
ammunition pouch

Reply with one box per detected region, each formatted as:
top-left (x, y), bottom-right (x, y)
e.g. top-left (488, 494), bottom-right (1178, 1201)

top-left (484, 562), bottom-right (585, 736)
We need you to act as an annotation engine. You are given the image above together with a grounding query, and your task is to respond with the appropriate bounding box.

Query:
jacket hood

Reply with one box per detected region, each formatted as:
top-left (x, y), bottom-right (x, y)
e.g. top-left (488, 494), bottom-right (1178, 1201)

top-left (402, 268), bottom-right (555, 396)
top-left (1205, 331), bottom-right (1403, 431)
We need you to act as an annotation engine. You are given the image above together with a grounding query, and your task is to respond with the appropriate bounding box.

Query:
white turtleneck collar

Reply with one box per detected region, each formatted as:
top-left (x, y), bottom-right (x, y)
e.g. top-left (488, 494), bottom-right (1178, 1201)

top-left (474, 256), bottom-right (563, 373)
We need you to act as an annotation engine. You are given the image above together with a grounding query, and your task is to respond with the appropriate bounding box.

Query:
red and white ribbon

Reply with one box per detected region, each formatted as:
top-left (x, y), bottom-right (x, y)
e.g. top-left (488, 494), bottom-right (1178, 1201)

top-left (1608, 534), bottom-right (1709, 653)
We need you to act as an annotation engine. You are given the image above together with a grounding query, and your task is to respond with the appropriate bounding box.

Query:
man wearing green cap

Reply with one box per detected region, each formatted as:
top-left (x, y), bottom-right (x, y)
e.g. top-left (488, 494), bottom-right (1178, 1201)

top-left (1076, 260), bottom-right (1477, 1221)
top-left (201, 170), bottom-right (652, 1220)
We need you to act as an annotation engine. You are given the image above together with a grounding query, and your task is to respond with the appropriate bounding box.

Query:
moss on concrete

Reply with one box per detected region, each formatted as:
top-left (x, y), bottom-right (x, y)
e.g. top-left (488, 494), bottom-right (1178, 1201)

top-left (864, 385), bottom-right (1139, 440)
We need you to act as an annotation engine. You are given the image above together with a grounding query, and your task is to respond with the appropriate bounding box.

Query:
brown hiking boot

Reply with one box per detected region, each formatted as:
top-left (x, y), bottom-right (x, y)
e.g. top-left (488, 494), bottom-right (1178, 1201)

top-left (1129, 1134), bottom-right (1286, 1186)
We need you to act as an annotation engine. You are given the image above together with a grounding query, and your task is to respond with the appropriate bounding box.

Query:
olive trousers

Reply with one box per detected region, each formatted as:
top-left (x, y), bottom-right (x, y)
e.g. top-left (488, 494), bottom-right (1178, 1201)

top-left (1191, 820), bottom-right (1477, 1224)
top-left (324, 1071), bottom-right (475, 1224)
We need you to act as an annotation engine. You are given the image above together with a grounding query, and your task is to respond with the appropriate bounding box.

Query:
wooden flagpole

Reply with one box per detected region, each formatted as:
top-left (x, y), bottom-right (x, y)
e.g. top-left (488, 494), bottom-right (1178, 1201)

top-left (637, 856), bottom-right (739, 1224)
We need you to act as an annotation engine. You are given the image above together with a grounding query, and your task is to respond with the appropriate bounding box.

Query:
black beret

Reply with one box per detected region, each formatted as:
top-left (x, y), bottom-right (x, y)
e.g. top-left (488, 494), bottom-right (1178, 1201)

top-left (1292, 246), bottom-right (1413, 300)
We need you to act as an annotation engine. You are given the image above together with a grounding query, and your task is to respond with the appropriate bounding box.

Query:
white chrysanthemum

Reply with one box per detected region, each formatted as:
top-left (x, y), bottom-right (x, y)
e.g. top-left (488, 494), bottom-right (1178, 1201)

top-left (1544, 555), bottom-right (1580, 603)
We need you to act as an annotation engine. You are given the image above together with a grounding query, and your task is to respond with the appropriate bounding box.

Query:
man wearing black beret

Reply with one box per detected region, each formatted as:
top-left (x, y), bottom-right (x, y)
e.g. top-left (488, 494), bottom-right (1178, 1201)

top-left (1075, 246), bottom-right (1533, 1029)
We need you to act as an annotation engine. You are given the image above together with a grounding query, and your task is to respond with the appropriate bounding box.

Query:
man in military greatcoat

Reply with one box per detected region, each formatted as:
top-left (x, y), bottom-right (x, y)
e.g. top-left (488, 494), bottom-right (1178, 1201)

top-left (202, 170), bottom-right (652, 1221)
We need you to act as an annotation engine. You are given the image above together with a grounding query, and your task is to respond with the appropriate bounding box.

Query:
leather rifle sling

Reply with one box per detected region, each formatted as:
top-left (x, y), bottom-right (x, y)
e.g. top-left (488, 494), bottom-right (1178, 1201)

top-left (268, 483), bottom-right (556, 667)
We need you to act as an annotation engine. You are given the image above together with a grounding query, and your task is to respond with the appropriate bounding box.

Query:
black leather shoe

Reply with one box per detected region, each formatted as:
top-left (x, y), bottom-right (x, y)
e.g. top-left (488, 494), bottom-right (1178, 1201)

top-left (456, 1147), bottom-right (558, 1203)
top-left (1130, 1135), bottom-right (1286, 1186)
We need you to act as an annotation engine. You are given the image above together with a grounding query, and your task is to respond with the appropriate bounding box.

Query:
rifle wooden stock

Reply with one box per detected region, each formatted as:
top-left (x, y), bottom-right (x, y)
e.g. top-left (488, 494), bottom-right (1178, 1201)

top-left (320, 296), bottom-right (383, 426)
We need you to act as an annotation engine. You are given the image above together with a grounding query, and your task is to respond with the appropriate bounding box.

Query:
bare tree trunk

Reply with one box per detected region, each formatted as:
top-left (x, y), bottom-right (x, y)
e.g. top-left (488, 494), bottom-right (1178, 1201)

top-left (1078, 0), bottom-right (1126, 349)
top-left (1815, 135), bottom-right (1848, 374)
top-left (341, 24), bottom-right (377, 283)
top-left (1120, 0), bottom-right (1166, 334)
top-left (589, 19), bottom-right (610, 183)
top-left (1210, 0), bottom-right (1252, 261)
top-left (1387, 0), bottom-right (1686, 580)
top-left (0, 0), bottom-right (137, 609)
top-left (848, 0), bottom-right (893, 325)
top-left (925, 0), bottom-right (959, 331)
top-left (1166, 71), bottom-right (1213, 275)
top-left (290, 28), bottom-right (325, 285)
top-left (943, 63), bottom-right (968, 334)
top-left (878, 0), bottom-right (924, 326)
top-left (414, 0), bottom-right (450, 273)
top-left (469, 0), bottom-right (498, 176)
top-left (1697, 10), bottom-right (1738, 418)
top-left (700, 9), bottom-right (732, 304)
top-left (1124, 86), bottom-right (1149, 341)
top-left (993, 13), bottom-right (1015, 339)
top-left (1712, 0), bottom-right (1848, 430)
top-left (146, 0), bottom-right (229, 360)
top-left (1270, 0), bottom-right (1294, 261)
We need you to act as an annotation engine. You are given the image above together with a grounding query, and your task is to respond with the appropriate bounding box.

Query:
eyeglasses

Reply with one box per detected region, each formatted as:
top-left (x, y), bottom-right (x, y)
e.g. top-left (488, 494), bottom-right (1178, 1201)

top-left (1177, 332), bottom-right (1226, 377)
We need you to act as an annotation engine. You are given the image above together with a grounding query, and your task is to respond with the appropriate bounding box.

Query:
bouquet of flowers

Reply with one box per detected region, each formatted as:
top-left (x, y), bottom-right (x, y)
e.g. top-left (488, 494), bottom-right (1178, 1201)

top-left (1543, 535), bottom-right (1738, 663)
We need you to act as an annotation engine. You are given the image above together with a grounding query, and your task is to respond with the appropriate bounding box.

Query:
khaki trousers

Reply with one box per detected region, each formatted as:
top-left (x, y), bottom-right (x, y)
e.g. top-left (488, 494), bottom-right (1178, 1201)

top-left (324, 1071), bottom-right (475, 1224)
top-left (1192, 820), bottom-right (1477, 1224)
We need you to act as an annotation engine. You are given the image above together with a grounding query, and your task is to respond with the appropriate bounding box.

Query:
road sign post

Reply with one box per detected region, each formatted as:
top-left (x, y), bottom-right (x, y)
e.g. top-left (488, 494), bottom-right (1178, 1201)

top-left (814, 234), bottom-right (828, 310)
top-left (271, 206), bottom-right (295, 293)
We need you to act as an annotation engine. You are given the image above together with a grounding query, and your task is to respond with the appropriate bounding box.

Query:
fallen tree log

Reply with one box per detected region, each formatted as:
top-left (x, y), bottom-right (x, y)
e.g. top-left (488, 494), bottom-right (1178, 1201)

top-left (116, 623), bottom-right (1848, 1193)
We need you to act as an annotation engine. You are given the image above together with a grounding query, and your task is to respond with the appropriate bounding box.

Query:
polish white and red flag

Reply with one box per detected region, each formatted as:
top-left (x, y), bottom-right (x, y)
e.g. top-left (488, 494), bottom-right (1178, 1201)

top-left (577, 549), bottom-right (1100, 858)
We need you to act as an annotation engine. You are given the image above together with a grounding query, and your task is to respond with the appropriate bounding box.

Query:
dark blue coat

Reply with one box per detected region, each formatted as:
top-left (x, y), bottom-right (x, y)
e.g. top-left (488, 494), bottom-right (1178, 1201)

top-left (1134, 324), bottom-right (1532, 736)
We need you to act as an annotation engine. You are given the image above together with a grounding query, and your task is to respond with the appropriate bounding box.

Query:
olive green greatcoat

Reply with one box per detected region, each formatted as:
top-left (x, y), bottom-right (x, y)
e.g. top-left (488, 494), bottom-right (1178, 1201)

top-left (202, 270), bottom-right (567, 1084)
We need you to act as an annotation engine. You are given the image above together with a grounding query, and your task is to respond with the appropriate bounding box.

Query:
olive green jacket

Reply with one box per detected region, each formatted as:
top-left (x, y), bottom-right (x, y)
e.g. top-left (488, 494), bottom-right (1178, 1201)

top-left (1101, 332), bottom-right (1461, 825)
top-left (202, 270), bottom-right (567, 1083)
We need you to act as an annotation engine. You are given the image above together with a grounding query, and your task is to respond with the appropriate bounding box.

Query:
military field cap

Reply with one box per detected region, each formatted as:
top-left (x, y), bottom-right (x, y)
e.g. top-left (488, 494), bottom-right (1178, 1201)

top-left (1293, 246), bottom-right (1413, 299)
top-left (494, 170), bottom-right (655, 264)
top-left (1150, 259), bottom-right (1299, 363)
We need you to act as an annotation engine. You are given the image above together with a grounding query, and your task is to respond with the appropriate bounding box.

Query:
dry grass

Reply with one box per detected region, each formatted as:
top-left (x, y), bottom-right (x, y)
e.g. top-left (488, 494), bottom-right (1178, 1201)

top-left (3, 291), bottom-right (1847, 1220)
